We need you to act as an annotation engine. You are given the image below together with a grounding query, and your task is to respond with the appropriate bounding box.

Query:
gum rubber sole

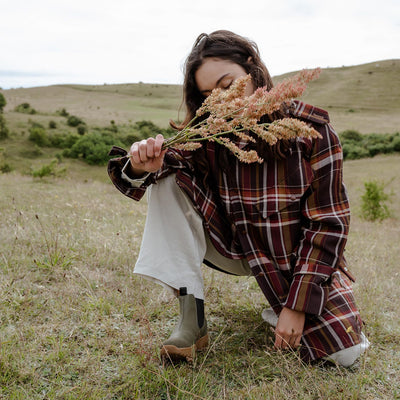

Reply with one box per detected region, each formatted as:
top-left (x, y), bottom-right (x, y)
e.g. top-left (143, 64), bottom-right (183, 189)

top-left (160, 334), bottom-right (209, 362)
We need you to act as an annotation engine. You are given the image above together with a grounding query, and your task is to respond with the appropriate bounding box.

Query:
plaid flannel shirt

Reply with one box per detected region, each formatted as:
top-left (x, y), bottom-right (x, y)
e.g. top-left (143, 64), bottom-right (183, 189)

top-left (108, 101), bottom-right (363, 361)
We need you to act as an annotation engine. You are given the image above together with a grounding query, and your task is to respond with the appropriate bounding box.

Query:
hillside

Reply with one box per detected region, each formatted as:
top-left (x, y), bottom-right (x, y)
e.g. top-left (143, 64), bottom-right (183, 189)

top-left (275, 59), bottom-right (400, 134)
top-left (1, 59), bottom-right (399, 133)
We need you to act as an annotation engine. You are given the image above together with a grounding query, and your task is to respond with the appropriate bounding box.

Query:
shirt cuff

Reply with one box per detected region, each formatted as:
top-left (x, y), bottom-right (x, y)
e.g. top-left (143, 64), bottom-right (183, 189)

top-left (283, 273), bottom-right (329, 316)
top-left (121, 160), bottom-right (151, 187)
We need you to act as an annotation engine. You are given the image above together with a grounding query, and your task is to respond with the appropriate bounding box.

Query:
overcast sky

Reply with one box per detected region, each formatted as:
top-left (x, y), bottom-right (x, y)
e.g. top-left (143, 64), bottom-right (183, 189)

top-left (1, 0), bottom-right (399, 89)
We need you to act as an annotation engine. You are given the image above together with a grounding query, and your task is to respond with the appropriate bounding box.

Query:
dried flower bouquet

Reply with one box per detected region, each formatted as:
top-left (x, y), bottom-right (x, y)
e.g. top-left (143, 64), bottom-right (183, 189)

top-left (162, 68), bottom-right (322, 163)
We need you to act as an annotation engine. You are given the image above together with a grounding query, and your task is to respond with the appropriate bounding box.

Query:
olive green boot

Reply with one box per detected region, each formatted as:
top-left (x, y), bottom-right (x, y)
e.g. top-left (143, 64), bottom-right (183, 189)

top-left (161, 287), bottom-right (208, 362)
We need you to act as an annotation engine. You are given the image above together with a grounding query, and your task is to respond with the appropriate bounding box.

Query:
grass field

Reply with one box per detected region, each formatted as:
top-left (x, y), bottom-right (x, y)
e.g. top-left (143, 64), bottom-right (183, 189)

top-left (1, 153), bottom-right (399, 399)
top-left (0, 59), bottom-right (399, 399)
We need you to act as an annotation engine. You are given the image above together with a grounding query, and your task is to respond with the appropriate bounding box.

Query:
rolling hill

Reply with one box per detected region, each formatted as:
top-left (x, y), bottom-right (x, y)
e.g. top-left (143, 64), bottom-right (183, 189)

top-left (1, 59), bottom-right (399, 134)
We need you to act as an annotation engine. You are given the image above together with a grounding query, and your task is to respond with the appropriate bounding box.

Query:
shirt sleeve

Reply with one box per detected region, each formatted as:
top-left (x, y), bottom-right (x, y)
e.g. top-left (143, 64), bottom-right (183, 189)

top-left (107, 147), bottom-right (194, 201)
top-left (283, 124), bottom-right (350, 315)
top-left (121, 159), bottom-right (151, 187)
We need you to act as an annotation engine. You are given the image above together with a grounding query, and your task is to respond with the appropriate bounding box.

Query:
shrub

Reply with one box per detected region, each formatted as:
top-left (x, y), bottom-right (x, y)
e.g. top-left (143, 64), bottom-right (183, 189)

top-left (47, 133), bottom-right (66, 148)
top-left (133, 120), bottom-right (163, 137)
top-left (77, 124), bottom-right (87, 135)
top-left (55, 153), bottom-right (63, 163)
top-left (0, 93), bottom-right (6, 111)
top-left (49, 120), bottom-right (57, 129)
top-left (57, 108), bottom-right (69, 117)
top-left (49, 133), bottom-right (79, 149)
top-left (0, 147), bottom-right (12, 173)
top-left (129, 120), bottom-right (175, 140)
top-left (392, 136), bottom-right (400, 152)
top-left (31, 159), bottom-right (66, 179)
top-left (63, 132), bottom-right (125, 165)
top-left (14, 103), bottom-right (37, 114)
top-left (59, 134), bottom-right (80, 149)
top-left (0, 115), bottom-right (8, 139)
top-left (340, 129), bottom-right (363, 143)
top-left (24, 144), bottom-right (44, 158)
top-left (0, 162), bottom-right (13, 173)
top-left (342, 143), bottom-right (369, 160)
top-left (29, 126), bottom-right (50, 147)
top-left (120, 133), bottom-right (143, 147)
top-left (340, 131), bottom-right (400, 160)
top-left (366, 133), bottom-right (391, 146)
top-left (0, 94), bottom-right (9, 139)
top-left (29, 121), bottom-right (45, 129)
top-left (368, 143), bottom-right (393, 157)
top-left (361, 180), bottom-right (391, 221)
top-left (67, 115), bottom-right (84, 127)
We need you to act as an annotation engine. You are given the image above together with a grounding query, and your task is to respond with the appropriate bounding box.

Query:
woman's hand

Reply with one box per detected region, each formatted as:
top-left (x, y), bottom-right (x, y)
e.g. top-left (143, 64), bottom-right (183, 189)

top-left (274, 307), bottom-right (305, 350)
top-left (128, 134), bottom-right (166, 175)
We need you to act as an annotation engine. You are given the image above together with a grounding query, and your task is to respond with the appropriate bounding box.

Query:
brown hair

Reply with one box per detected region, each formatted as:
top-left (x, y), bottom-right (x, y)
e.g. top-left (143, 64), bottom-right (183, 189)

top-left (172, 30), bottom-right (284, 129)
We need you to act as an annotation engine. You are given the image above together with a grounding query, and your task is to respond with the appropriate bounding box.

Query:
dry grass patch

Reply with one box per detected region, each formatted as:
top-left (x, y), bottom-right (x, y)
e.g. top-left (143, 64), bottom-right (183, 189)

top-left (1, 156), bottom-right (399, 399)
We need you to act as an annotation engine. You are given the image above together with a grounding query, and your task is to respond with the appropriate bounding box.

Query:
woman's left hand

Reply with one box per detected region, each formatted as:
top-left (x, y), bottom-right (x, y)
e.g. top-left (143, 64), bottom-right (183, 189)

top-left (274, 307), bottom-right (305, 350)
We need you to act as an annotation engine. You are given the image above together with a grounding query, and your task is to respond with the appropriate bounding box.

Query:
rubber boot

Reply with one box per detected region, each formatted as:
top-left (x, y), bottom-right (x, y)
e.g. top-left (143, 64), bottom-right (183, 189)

top-left (160, 287), bottom-right (209, 362)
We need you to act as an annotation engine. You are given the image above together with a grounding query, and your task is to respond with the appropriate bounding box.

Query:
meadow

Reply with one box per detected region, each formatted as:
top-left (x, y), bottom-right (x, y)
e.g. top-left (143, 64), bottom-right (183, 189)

top-left (1, 155), bottom-right (399, 399)
top-left (0, 60), bottom-right (400, 399)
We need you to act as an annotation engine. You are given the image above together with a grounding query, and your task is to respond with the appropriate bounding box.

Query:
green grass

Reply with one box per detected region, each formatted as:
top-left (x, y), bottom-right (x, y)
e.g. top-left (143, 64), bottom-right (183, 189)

top-left (0, 154), bottom-right (399, 399)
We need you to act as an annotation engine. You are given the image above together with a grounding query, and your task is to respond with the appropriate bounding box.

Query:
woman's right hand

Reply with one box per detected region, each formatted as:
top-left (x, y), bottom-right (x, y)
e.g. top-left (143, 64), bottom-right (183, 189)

top-left (128, 134), bottom-right (167, 175)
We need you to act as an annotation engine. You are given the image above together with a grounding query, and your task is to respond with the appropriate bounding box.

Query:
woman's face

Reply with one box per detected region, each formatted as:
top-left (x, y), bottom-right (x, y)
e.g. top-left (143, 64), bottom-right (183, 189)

top-left (195, 58), bottom-right (255, 98)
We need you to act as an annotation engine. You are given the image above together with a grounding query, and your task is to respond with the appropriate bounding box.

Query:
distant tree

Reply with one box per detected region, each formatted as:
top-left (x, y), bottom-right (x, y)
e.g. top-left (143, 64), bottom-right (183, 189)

top-left (0, 117), bottom-right (9, 139)
top-left (57, 108), bottom-right (69, 117)
top-left (0, 93), bottom-right (6, 111)
top-left (77, 124), bottom-right (87, 135)
top-left (14, 102), bottom-right (37, 114)
top-left (28, 126), bottom-right (50, 147)
top-left (0, 93), bottom-right (9, 139)
top-left (67, 115), bottom-right (84, 127)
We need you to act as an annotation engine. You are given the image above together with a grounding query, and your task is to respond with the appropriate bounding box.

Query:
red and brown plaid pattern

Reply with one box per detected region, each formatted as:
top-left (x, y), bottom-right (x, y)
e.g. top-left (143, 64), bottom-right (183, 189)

top-left (108, 101), bottom-right (363, 361)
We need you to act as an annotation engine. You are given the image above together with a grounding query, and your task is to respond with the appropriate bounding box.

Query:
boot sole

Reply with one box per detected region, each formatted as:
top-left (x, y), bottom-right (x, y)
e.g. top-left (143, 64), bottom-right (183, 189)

top-left (160, 333), bottom-right (209, 362)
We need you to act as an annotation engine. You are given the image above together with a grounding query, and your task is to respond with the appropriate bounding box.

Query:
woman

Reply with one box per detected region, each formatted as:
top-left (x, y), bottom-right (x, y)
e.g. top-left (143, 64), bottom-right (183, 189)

top-left (108, 30), bottom-right (369, 365)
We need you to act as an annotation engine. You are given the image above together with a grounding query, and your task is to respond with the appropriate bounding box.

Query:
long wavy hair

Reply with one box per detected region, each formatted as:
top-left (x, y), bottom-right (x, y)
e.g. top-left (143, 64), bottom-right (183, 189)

top-left (171, 30), bottom-right (290, 176)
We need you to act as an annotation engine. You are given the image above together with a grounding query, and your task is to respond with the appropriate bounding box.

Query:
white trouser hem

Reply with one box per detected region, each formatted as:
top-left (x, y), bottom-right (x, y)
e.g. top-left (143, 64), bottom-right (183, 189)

top-left (324, 332), bottom-right (370, 367)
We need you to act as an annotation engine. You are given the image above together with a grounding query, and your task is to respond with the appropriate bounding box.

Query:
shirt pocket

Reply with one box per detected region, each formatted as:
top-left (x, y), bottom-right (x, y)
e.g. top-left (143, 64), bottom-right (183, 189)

top-left (254, 188), bottom-right (308, 220)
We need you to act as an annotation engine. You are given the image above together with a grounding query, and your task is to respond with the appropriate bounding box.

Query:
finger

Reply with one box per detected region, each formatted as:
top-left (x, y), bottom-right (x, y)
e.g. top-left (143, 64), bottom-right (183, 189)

top-left (138, 140), bottom-right (148, 162)
top-left (274, 331), bottom-right (289, 350)
top-left (293, 334), bottom-right (302, 349)
top-left (288, 334), bottom-right (297, 348)
top-left (154, 134), bottom-right (165, 157)
top-left (281, 336), bottom-right (290, 349)
top-left (274, 334), bottom-right (282, 349)
top-left (146, 137), bottom-right (156, 158)
top-left (129, 143), bottom-right (141, 166)
top-left (285, 328), bottom-right (296, 348)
